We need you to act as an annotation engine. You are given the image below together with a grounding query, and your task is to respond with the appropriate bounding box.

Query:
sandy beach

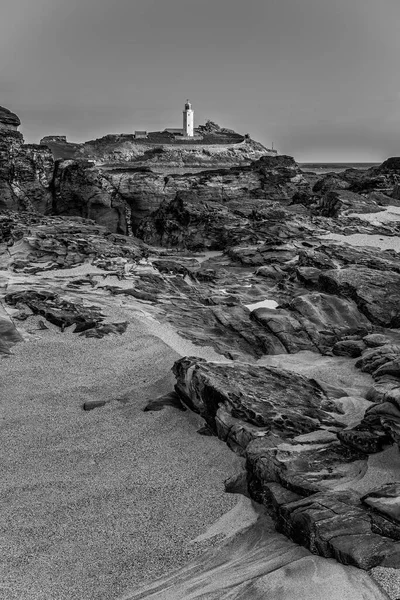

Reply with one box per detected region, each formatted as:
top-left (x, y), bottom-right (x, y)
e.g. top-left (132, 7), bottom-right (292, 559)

top-left (0, 291), bottom-right (243, 600)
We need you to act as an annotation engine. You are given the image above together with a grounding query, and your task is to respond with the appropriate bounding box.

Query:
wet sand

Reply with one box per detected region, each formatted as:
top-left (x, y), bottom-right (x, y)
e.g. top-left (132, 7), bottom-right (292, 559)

top-left (0, 299), bottom-right (243, 600)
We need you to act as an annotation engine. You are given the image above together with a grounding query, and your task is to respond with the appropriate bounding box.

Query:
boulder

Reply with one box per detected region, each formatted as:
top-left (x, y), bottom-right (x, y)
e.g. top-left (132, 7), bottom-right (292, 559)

top-left (0, 105), bottom-right (20, 130)
top-left (173, 357), bottom-right (343, 443)
top-left (364, 334), bottom-right (394, 348)
top-left (333, 340), bottom-right (366, 358)
top-left (5, 290), bottom-right (103, 332)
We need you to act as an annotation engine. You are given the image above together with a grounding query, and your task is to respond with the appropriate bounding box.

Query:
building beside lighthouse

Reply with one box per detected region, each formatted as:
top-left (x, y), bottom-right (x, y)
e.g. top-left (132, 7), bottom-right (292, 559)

top-left (183, 100), bottom-right (194, 137)
top-left (164, 100), bottom-right (197, 138)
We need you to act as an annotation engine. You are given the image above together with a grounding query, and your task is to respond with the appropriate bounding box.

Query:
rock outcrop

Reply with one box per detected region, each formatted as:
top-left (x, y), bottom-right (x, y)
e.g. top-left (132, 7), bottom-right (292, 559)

top-left (171, 357), bottom-right (400, 570)
top-left (39, 129), bottom-right (273, 169)
top-left (0, 105), bottom-right (20, 131)
top-left (300, 157), bottom-right (400, 208)
top-left (0, 129), bottom-right (54, 213)
top-left (50, 154), bottom-right (308, 235)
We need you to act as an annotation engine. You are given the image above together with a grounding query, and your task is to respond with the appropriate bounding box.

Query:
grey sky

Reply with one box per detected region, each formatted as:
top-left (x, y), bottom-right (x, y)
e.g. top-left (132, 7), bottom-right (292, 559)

top-left (1, 0), bottom-right (400, 161)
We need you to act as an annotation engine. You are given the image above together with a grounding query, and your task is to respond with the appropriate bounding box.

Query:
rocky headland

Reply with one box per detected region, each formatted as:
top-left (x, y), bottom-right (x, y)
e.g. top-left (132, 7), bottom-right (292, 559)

top-left (2, 105), bottom-right (400, 599)
top-left (40, 122), bottom-right (273, 171)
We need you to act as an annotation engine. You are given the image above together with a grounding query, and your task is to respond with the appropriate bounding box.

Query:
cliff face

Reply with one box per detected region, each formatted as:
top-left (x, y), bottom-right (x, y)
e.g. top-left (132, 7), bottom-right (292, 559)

top-left (0, 130), bottom-right (54, 213)
top-left (52, 160), bottom-right (128, 233)
top-left (51, 155), bottom-right (308, 234)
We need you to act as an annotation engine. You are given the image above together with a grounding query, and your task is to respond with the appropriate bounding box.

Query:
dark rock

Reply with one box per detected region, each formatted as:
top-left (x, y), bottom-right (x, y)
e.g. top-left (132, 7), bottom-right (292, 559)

top-left (137, 193), bottom-right (252, 250)
top-left (263, 482), bottom-right (303, 514)
top-left (165, 301), bottom-right (291, 359)
top-left (356, 345), bottom-right (400, 377)
top-left (49, 153), bottom-right (310, 234)
top-left (0, 105), bottom-right (20, 130)
top-left (252, 292), bottom-right (371, 355)
top-left (83, 400), bottom-right (108, 411)
top-left (197, 424), bottom-right (215, 436)
top-left (312, 173), bottom-right (350, 194)
top-left (5, 290), bottom-right (103, 332)
top-left (52, 160), bottom-right (128, 234)
top-left (343, 157), bottom-right (400, 197)
top-left (173, 357), bottom-right (343, 443)
top-left (107, 287), bottom-right (158, 303)
top-left (0, 212), bottom-right (145, 273)
top-left (80, 322), bottom-right (128, 338)
top-left (255, 265), bottom-right (286, 280)
top-left (332, 340), bottom-right (366, 358)
top-left (277, 491), bottom-right (400, 569)
top-left (290, 191), bottom-right (316, 208)
top-left (246, 435), bottom-right (366, 497)
top-left (318, 267), bottom-right (400, 328)
top-left (311, 191), bottom-right (343, 217)
top-left (0, 130), bottom-right (54, 213)
top-left (312, 190), bottom-right (380, 217)
top-left (337, 428), bottom-right (390, 454)
top-left (251, 306), bottom-right (321, 353)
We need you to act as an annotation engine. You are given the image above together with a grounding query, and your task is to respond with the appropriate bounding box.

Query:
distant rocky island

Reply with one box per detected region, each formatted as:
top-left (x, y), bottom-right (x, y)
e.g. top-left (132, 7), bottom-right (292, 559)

top-left (2, 103), bottom-right (400, 599)
top-left (39, 101), bottom-right (276, 170)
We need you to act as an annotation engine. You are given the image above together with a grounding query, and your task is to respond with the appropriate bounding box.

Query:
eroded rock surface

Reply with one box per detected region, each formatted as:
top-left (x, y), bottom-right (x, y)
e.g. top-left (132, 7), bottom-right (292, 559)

top-left (172, 356), bottom-right (400, 570)
top-left (4, 127), bottom-right (400, 593)
top-left (0, 131), bottom-right (54, 213)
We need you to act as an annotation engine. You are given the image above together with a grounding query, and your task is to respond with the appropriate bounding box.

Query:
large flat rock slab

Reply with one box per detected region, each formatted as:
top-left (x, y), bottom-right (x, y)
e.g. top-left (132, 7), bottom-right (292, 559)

top-left (173, 357), bottom-right (343, 440)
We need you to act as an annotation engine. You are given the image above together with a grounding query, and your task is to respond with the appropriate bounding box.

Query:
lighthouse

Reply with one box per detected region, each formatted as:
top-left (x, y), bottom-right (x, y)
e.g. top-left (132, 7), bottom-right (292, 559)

top-left (183, 99), bottom-right (194, 137)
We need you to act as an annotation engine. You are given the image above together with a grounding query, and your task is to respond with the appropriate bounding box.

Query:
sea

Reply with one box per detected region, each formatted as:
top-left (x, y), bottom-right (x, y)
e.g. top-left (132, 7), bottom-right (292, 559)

top-left (299, 162), bottom-right (379, 174)
top-left (151, 163), bottom-right (380, 175)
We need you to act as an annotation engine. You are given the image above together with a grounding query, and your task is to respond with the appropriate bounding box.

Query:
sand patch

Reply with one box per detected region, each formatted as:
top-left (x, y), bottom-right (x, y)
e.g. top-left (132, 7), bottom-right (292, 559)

top-left (0, 295), bottom-right (242, 600)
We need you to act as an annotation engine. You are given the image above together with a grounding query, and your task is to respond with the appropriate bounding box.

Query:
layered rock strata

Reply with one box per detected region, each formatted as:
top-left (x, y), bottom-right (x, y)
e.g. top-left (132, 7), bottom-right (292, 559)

top-left (0, 134), bottom-right (54, 213)
top-left (172, 357), bottom-right (400, 570)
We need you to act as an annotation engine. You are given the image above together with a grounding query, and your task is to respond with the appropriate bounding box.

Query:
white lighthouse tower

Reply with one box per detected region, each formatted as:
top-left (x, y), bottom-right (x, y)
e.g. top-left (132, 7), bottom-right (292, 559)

top-left (183, 99), bottom-right (194, 137)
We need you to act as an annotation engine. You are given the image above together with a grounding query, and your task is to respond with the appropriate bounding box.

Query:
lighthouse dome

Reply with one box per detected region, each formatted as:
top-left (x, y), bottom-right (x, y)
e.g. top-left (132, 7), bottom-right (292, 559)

top-left (184, 100), bottom-right (192, 110)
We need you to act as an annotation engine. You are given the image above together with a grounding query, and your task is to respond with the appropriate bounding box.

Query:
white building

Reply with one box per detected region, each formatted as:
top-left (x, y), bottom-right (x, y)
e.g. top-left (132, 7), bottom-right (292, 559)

top-left (183, 100), bottom-right (194, 137)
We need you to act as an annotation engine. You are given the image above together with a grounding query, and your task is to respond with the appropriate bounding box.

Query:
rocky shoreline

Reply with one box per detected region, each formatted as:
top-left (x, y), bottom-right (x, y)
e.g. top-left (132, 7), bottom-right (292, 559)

top-left (2, 105), bottom-right (400, 598)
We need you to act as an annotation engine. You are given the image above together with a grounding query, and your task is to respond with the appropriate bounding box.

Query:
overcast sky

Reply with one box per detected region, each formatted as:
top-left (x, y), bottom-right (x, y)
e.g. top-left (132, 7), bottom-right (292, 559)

top-left (1, 0), bottom-right (400, 161)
